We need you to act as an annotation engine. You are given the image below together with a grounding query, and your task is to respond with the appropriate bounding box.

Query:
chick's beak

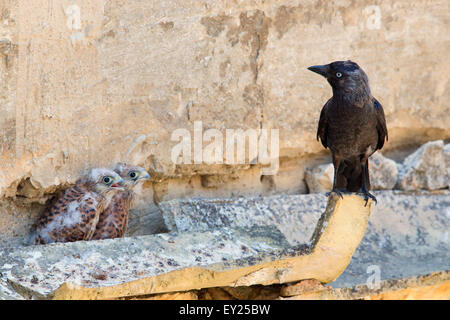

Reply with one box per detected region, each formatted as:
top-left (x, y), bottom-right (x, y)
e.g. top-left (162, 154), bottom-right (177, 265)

top-left (307, 64), bottom-right (329, 77)
top-left (111, 176), bottom-right (124, 189)
top-left (139, 171), bottom-right (151, 181)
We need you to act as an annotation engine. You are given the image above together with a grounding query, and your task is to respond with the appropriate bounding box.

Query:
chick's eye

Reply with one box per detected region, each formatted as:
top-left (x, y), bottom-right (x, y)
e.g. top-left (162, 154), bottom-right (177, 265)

top-left (103, 177), bottom-right (112, 184)
top-left (129, 171), bottom-right (137, 178)
top-left (336, 72), bottom-right (342, 78)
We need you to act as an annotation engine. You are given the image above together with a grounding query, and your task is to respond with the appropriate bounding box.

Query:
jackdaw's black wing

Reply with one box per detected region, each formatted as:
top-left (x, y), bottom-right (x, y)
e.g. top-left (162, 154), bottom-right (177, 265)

top-left (373, 98), bottom-right (388, 150)
top-left (317, 98), bottom-right (332, 149)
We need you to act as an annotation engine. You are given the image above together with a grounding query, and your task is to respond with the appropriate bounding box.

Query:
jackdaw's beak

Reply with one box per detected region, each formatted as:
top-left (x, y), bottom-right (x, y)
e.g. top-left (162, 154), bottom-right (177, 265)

top-left (307, 64), bottom-right (329, 77)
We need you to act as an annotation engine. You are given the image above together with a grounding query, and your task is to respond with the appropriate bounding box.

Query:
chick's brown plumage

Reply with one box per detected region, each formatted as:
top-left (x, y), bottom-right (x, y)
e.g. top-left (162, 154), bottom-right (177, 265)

top-left (33, 168), bottom-right (124, 245)
top-left (92, 163), bottom-right (150, 240)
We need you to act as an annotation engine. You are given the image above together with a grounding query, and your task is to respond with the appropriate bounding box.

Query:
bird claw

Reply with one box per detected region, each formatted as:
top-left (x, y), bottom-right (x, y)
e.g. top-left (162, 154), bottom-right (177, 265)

top-left (326, 189), bottom-right (344, 199)
top-left (362, 191), bottom-right (377, 207)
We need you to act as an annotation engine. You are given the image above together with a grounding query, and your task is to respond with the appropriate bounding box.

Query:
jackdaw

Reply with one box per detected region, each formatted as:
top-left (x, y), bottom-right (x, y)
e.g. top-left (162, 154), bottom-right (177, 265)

top-left (308, 60), bottom-right (388, 205)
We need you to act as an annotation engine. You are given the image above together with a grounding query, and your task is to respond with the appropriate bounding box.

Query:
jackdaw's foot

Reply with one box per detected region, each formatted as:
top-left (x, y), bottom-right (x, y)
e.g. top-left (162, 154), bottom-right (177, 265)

top-left (361, 191), bottom-right (377, 207)
top-left (326, 189), bottom-right (344, 199)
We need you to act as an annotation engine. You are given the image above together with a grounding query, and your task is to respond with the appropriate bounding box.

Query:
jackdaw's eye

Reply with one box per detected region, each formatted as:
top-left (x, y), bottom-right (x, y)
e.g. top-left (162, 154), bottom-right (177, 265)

top-left (336, 72), bottom-right (342, 78)
top-left (103, 176), bottom-right (112, 184)
top-left (129, 171), bottom-right (137, 179)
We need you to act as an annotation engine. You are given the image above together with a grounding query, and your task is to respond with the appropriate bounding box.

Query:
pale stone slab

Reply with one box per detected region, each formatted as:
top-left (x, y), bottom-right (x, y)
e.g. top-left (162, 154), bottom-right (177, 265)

top-left (444, 143), bottom-right (450, 189)
top-left (282, 270), bottom-right (450, 300)
top-left (160, 193), bottom-right (326, 245)
top-left (398, 140), bottom-right (448, 191)
top-left (331, 191), bottom-right (450, 287)
top-left (305, 152), bottom-right (399, 193)
top-left (0, 225), bottom-right (291, 298)
top-left (305, 164), bottom-right (334, 193)
top-left (0, 194), bottom-right (373, 299)
top-left (0, 279), bottom-right (25, 300)
top-left (159, 191), bottom-right (450, 288)
top-left (369, 152), bottom-right (398, 190)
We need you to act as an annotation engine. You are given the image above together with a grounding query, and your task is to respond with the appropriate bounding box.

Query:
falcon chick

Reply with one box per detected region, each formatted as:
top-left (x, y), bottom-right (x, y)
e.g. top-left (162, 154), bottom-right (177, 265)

top-left (33, 168), bottom-right (124, 245)
top-left (92, 163), bottom-right (150, 240)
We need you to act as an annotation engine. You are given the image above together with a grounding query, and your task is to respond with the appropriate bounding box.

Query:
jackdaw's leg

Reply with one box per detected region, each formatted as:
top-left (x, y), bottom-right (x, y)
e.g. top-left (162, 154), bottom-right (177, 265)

top-left (360, 158), bottom-right (377, 206)
top-left (327, 154), bottom-right (343, 199)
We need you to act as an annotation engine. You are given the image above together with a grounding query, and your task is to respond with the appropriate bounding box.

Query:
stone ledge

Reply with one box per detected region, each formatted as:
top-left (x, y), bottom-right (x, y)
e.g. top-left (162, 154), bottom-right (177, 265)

top-left (160, 193), bottom-right (327, 245)
top-left (0, 225), bottom-right (290, 299)
top-left (115, 270), bottom-right (450, 300)
top-left (0, 194), bottom-right (372, 299)
top-left (2, 191), bottom-right (447, 299)
top-left (283, 270), bottom-right (450, 300)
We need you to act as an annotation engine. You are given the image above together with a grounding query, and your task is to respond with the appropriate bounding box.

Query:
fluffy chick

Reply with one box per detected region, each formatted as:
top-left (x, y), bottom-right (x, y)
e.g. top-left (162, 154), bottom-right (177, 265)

top-left (92, 163), bottom-right (150, 240)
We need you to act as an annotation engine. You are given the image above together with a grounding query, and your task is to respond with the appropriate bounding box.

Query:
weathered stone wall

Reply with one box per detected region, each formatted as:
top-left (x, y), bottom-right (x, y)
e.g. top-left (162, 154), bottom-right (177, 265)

top-left (0, 0), bottom-right (449, 246)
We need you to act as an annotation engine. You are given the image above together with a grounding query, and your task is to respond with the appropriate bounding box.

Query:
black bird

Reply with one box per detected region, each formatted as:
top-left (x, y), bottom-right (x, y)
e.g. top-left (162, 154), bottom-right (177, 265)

top-left (308, 60), bottom-right (388, 205)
